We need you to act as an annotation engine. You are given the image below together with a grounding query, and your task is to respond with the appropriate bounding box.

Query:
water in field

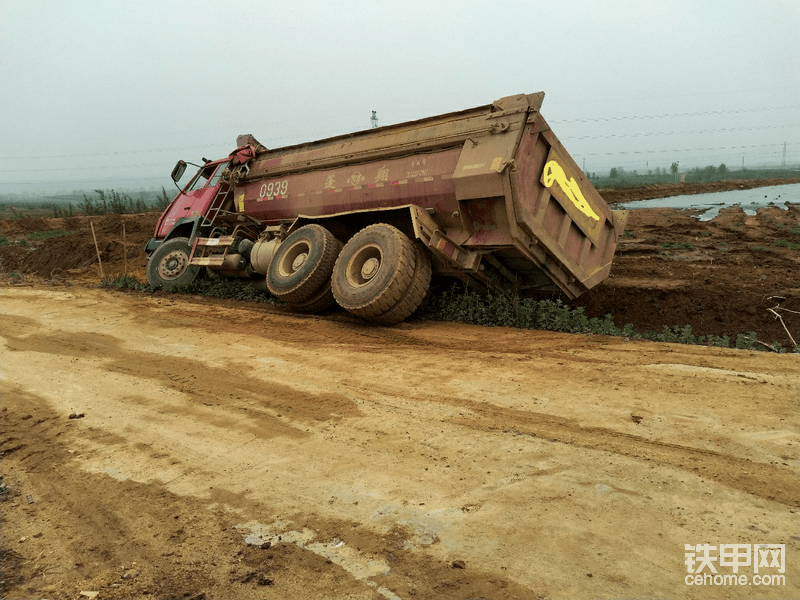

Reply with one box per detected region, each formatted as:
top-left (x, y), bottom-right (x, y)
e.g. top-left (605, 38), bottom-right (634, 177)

top-left (619, 183), bottom-right (800, 221)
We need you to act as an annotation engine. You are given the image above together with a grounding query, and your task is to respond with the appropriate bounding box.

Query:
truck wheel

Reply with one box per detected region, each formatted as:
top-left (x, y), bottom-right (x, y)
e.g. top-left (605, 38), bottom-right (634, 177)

top-left (289, 280), bottom-right (337, 314)
top-left (332, 224), bottom-right (420, 322)
top-left (267, 225), bottom-right (340, 304)
top-left (371, 243), bottom-right (432, 325)
top-left (146, 237), bottom-right (200, 288)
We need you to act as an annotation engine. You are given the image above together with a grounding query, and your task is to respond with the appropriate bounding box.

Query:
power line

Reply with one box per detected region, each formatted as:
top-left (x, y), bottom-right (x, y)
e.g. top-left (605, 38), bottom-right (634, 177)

top-left (581, 142), bottom-right (797, 157)
top-left (551, 104), bottom-right (800, 124)
top-left (564, 123), bottom-right (800, 141)
top-left (2, 104), bottom-right (798, 161)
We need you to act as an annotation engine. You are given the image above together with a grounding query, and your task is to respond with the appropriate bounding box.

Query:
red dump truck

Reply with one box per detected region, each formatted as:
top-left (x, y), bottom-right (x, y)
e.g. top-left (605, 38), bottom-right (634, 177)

top-left (145, 92), bottom-right (626, 324)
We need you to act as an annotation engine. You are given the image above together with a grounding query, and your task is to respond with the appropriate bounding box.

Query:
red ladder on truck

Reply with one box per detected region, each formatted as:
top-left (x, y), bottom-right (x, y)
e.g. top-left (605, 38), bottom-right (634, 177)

top-left (189, 186), bottom-right (262, 268)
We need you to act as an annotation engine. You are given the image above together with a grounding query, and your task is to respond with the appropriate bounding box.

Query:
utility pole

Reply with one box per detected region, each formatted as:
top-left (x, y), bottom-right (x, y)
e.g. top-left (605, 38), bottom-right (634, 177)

top-left (371, 111), bottom-right (379, 129)
top-left (782, 142), bottom-right (787, 168)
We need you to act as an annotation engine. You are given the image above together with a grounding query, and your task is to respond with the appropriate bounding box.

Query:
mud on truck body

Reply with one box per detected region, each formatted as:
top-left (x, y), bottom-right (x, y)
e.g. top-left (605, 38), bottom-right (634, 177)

top-left (145, 92), bottom-right (627, 325)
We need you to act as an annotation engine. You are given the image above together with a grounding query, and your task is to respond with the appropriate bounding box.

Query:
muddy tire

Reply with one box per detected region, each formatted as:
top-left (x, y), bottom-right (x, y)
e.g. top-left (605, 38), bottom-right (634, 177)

top-left (371, 243), bottom-right (432, 325)
top-left (289, 280), bottom-right (337, 314)
top-left (332, 224), bottom-right (425, 323)
top-left (267, 225), bottom-right (340, 304)
top-left (285, 239), bottom-right (343, 314)
top-left (146, 237), bottom-right (200, 288)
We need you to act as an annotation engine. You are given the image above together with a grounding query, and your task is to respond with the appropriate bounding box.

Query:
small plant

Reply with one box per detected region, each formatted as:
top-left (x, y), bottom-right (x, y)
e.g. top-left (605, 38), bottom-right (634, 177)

top-left (622, 230), bottom-right (635, 238)
top-left (0, 479), bottom-right (10, 501)
top-left (660, 242), bottom-right (694, 250)
top-left (0, 236), bottom-right (10, 245)
top-left (751, 245), bottom-right (769, 251)
top-left (698, 231), bottom-right (712, 237)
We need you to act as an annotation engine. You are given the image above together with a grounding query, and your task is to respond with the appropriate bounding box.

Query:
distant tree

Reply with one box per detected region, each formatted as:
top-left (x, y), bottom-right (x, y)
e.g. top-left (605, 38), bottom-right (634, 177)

top-left (609, 167), bottom-right (618, 178)
top-left (670, 162), bottom-right (679, 176)
top-left (718, 163), bottom-right (728, 176)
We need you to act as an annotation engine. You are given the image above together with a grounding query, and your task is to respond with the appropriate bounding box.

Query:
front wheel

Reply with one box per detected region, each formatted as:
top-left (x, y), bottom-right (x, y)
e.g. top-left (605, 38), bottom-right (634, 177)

top-left (146, 237), bottom-right (200, 288)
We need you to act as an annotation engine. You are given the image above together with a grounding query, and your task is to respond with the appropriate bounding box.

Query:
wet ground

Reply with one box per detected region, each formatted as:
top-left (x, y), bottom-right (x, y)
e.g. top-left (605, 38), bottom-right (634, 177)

top-left (618, 183), bottom-right (799, 220)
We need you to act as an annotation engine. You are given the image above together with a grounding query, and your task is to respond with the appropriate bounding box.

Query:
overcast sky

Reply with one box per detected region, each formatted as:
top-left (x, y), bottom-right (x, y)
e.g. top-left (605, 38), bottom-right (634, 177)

top-left (1, 0), bottom-right (798, 194)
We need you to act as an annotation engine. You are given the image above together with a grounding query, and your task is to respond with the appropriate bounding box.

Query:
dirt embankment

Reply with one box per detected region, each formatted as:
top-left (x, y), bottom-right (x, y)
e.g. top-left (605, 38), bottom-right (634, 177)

top-left (0, 181), bottom-right (798, 346)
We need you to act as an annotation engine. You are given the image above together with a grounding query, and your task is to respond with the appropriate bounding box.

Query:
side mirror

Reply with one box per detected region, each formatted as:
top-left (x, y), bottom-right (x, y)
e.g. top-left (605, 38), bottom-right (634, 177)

top-left (171, 160), bottom-right (187, 183)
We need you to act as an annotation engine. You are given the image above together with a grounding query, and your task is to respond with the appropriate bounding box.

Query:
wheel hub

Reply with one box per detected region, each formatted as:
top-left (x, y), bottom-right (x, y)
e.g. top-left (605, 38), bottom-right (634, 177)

top-left (158, 250), bottom-right (188, 280)
top-left (292, 252), bottom-right (308, 271)
top-left (361, 257), bottom-right (380, 280)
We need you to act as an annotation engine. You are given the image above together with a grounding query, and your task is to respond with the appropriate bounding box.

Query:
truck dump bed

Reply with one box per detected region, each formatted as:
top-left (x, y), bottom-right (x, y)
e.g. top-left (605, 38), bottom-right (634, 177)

top-left (233, 93), bottom-right (625, 299)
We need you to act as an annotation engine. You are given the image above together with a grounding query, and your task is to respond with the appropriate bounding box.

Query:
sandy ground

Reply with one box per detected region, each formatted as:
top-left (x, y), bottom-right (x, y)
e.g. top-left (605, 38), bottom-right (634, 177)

top-left (1, 284), bottom-right (798, 600)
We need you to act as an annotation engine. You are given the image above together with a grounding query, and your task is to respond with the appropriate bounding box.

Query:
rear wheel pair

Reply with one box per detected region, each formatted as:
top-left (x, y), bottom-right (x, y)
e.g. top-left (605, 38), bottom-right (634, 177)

top-left (267, 223), bottom-right (431, 324)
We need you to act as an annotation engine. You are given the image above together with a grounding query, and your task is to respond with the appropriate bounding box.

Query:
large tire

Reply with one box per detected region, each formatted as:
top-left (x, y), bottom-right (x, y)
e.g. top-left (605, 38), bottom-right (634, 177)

top-left (146, 237), bottom-right (200, 288)
top-left (332, 224), bottom-right (421, 322)
top-left (267, 225), bottom-right (340, 304)
top-left (289, 280), bottom-right (337, 314)
top-left (371, 243), bottom-right (432, 325)
top-left (286, 239), bottom-right (343, 314)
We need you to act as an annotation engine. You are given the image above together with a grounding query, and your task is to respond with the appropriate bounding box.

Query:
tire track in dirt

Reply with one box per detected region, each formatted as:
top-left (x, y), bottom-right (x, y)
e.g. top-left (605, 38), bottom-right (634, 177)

top-left (7, 307), bottom-right (794, 507)
top-left (444, 399), bottom-right (798, 507)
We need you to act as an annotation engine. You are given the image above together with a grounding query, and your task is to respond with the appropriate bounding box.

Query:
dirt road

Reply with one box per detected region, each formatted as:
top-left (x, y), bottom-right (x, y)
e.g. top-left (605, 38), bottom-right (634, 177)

top-left (1, 285), bottom-right (797, 599)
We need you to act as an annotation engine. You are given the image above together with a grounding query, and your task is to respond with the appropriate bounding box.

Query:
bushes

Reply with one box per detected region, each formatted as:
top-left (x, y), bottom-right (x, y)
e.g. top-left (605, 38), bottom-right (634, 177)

top-left (418, 285), bottom-right (794, 353)
top-left (99, 274), bottom-right (275, 304)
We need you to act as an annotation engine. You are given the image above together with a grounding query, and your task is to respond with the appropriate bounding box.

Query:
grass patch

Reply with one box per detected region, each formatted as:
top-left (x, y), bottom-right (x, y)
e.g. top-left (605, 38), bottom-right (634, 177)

top-left (418, 285), bottom-right (794, 353)
top-left (622, 230), bottom-right (635, 238)
top-left (26, 229), bottom-right (74, 240)
top-left (99, 275), bottom-right (277, 304)
top-left (775, 238), bottom-right (800, 250)
top-left (751, 245), bottom-right (770, 252)
top-left (660, 242), bottom-right (694, 250)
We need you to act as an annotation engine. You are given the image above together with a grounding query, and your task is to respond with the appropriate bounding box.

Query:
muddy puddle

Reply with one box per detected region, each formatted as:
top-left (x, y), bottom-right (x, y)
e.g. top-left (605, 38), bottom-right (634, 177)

top-left (619, 183), bottom-right (800, 220)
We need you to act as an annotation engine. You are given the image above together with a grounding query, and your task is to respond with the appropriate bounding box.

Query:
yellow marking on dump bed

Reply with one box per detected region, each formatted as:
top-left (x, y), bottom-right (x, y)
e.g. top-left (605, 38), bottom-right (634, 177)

top-left (543, 160), bottom-right (599, 221)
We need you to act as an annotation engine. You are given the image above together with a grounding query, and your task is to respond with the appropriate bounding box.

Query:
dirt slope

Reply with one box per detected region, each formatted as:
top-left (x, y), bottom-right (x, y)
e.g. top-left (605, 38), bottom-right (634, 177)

top-left (1, 286), bottom-right (798, 599)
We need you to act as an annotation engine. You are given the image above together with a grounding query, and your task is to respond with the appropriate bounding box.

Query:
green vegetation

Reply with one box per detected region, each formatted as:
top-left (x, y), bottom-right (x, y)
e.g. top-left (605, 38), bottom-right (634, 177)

top-left (660, 241), bottom-right (693, 250)
top-left (26, 229), bottom-right (73, 240)
top-left (590, 165), bottom-right (798, 189)
top-left (775, 238), bottom-right (800, 250)
top-left (0, 187), bottom-right (172, 219)
top-left (751, 245), bottom-right (770, 252)
top-left (99, 277), bottom-right (797, 353)
top-left (99, 275), bottom-right (276, 304)
top-left (1, 229), bottom-right (75, 246)
top-left (622, 230), bottom-right (635, 238)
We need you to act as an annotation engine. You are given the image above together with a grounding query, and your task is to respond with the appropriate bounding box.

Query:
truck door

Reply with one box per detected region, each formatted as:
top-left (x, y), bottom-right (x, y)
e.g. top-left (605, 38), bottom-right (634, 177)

top-left (156, 162), bottom-right (229, 239)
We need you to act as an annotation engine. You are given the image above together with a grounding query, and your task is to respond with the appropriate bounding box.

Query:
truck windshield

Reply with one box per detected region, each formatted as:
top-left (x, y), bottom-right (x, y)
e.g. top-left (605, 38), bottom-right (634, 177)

top-left (185, 162), bottom-right (228, 193)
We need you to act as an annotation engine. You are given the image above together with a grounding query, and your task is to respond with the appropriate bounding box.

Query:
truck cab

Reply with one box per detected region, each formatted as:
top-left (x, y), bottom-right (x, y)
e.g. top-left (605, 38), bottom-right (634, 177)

top-left (150, 158), bottom-right (231, 246)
